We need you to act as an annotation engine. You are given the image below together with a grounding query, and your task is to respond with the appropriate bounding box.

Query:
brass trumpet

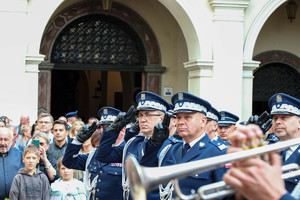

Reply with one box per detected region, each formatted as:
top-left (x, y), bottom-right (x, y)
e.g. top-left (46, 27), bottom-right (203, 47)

top-left (125, 137), bottom-right (300, 200)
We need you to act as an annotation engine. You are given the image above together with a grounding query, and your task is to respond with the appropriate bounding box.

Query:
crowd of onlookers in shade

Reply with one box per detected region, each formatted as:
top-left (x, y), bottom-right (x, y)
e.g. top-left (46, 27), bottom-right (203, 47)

top-left (0, 112), bottom-right (98, 200)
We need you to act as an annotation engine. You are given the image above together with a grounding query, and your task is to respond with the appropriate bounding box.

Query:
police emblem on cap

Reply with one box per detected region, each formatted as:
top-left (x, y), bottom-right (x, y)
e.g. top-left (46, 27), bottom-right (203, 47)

top-left (220, 112), bottom-right (225, 116)
top-left (178, 92), bottom-right (184, 100)
top-left (276, 94), bottom-right (282, 103)
top-left (104, 108), bottom-right (108, 114)
top-left (141, 93), bottom-right (146, 100)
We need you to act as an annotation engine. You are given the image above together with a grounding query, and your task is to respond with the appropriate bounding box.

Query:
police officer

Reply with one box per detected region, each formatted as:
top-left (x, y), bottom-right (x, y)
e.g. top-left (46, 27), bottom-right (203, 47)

top-left (205, 107), bottom-right (222, 140)
top-left (268, 93), bottom-right (300, 193)
top-left (95, 91), bottom-right (170, 200)
top-left (62, 107), bottom-right (124, 200)
top-left (141, 92), bottom-right (228, 199)
top-left (218, 111), bottom-right (239, 145)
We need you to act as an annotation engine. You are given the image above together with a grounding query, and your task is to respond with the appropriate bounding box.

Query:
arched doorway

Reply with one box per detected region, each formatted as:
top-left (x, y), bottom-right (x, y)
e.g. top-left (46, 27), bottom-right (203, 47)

top-left (39, 1), bottom-right (164, 120)
top-left (253, 51), bottom-right (300, 115)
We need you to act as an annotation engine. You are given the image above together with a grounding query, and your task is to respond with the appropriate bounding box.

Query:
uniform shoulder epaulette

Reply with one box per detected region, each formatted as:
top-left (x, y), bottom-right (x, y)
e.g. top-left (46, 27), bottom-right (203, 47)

top-left (210, 139), bottom-right (228, 151)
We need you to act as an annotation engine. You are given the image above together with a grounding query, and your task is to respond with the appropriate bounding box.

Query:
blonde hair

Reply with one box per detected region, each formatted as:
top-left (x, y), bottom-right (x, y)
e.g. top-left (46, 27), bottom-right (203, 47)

top-left (21, 124), bottom-right (31, 137)
top-left (57, 157), bottom-right (63, 170)
top-left (69, 120), bottom-right (85, 138)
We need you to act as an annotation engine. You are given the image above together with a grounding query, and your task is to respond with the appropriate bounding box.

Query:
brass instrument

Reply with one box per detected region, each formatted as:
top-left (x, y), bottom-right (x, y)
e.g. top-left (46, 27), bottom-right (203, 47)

top-left (125, 137), bottom-right (300, 200)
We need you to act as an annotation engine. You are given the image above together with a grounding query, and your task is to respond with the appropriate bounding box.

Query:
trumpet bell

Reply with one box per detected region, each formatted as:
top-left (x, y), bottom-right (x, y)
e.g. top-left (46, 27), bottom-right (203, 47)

top-left (126, 137), bottom-right (300, 200)
top-left (126, 156), bottom-right (147, 200)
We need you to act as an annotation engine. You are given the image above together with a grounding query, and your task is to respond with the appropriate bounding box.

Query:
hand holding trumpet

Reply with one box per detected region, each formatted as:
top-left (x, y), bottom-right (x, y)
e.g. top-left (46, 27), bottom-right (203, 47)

top-left (223, 125), bottom-right (288, 200)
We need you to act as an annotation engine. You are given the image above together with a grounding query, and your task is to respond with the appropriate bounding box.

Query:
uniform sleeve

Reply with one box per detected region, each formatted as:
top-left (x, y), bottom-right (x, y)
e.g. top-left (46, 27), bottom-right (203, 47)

top-left (280, 193), bottom-right (296, 200)
top-left (124, 128), bottom-right (139, 142)
top-left (9, 175), bottom-right (20, 200)
top-left (62, 139), bottom-right (88, 170)
top-left (139, 139), bottom-right (161, 167)
top-left (95, 129), bottom-right (124, 163)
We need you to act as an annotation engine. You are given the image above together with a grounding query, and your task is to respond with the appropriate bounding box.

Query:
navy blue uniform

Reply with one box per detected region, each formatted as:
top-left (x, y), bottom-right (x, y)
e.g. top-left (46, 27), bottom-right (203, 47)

top-left (62, 140), bottom-right (123, 200)
top-left (159, 134), bottom-right (227, 197)
top-left (95, 129), bottom-right (157, 200)
top-left (282, 146), bottom-right (300, 193)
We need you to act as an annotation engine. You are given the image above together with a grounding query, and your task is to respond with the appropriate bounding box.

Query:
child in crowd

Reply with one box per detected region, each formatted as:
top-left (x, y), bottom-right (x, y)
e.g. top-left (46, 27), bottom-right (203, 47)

top-left (50, 157), bottom-right (88, 200)
top-left (9, 144), bottom-right (50, 200)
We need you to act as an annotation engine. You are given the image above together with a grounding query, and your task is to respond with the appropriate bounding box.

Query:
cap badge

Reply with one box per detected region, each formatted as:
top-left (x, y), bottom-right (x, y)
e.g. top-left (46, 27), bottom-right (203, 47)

top-left (141, 93), bottom-right (146, 100)
top-left (178, 92), bottom-right (184, 100)
top-left (276, 94), bottom-right (282, 103)
top-left (220, 112), bottom-right (225, 116)
top-left (103, 108), bottom-right (108, 114)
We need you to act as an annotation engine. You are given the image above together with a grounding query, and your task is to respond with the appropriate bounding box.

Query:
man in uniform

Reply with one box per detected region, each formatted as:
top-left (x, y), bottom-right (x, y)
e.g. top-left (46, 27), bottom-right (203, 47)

top-left (205, 106), bottom-right (222, 141)
top-left (65, 110), bottom-right (78, 130)
top-left (95, 91), bottom-right (170, 200)
top-left (140, 92), bottom-right (228, 199)
top-left (268, 93), bottom-right (300, 193)
top-left (218, 111), bottom-right (239, 145)
top-left (62, 107), bottom-right (124, 200)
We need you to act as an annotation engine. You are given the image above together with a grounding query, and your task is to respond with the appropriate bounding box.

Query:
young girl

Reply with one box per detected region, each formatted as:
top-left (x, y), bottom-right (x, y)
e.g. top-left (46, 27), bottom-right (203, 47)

top-left (50, 157), bottom-right (87, 200)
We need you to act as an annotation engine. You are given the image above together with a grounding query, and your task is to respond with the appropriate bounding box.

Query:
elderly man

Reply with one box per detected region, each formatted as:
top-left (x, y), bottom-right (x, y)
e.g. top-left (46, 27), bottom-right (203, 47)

top-left (17, 114), bottom-right (30, 135)
top-left (95, 91), bottom-right (170, 200)
top-left (0, 127), bottom-right (24, 199)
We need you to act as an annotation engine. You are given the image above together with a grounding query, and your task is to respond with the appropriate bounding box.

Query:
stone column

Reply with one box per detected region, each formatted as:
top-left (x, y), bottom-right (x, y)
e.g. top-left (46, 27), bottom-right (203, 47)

top-left (144, 64), bottom-right (166, 95)
top-left (184, 60), bottom-right (214, 99)
top-left (242, 60), bottom-right (260, 120)
top-left (209, 0), bottom-right (250, 118)
top-left (38, 61), bottom-right (54, 114)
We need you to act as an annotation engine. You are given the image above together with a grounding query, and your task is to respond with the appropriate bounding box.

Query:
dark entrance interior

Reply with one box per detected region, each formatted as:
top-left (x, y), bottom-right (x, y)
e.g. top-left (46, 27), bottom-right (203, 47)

top-left (51, 69), bottom-right (142, 122)
top-left (51, 70), bottom-right (80, 121)
top-left (252, 63), bottom-right (300, 115)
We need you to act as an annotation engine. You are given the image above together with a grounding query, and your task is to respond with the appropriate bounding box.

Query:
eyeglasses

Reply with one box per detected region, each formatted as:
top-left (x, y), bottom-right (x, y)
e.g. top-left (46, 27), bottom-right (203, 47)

top-left (38, 121), bottom-right (52, 125)
top-left (136, 113), bottom-right (163, 119)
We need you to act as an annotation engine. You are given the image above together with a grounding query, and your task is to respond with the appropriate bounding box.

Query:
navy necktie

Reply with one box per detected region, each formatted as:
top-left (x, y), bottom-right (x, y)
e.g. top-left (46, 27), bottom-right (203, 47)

top-left (280, 150), bottom-right (287, 161)
top-left (182, 143), bottom-right (190, 157)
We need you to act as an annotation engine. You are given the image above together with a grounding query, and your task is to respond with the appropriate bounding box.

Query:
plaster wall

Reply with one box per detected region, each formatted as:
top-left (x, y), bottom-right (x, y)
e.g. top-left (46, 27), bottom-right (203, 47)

top-left (0, 0), bottom-right (38, 124)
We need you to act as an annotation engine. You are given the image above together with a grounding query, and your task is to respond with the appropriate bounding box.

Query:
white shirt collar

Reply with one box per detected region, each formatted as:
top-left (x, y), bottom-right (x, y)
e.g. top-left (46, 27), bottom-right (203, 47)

top-left (184, 133), bottom-right (206, 149)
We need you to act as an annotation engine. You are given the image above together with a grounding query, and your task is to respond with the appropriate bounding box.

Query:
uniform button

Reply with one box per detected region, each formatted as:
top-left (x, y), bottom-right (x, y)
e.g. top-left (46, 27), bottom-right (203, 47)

top-left (98, 179), bottom-right (101, 182)
top-left (295, 179), bottom-right (298, 182)
top-left (94, 167), bottom-right (96, 169)
top-left (115, 172), bottom-right (117, 175)
top-left (195, 174), bottom-right (198, 177)
top-left (93, 162), bottom-right (97, 164)
top-left (96, 198), bottom-right (99, 200)
top-left (97, 189), bottom-right (99, 192)
top-left (100, 171), bottom-right (103, 174)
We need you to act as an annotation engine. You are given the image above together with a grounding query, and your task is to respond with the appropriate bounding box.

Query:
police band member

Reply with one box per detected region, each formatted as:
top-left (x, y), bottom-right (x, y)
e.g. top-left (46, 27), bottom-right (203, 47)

top-left (62, 107), bottom-right (124, 200)
top-left (205, 107), bottom-right (222, 141)
top-left (95, 91), bottom-right (170, 200)
top-left (268, 93), bottom-right (300, 193)
top-left (141, 92), bottom-right (228, 199)
top-left (218, 111), bottom-right (239, 145)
